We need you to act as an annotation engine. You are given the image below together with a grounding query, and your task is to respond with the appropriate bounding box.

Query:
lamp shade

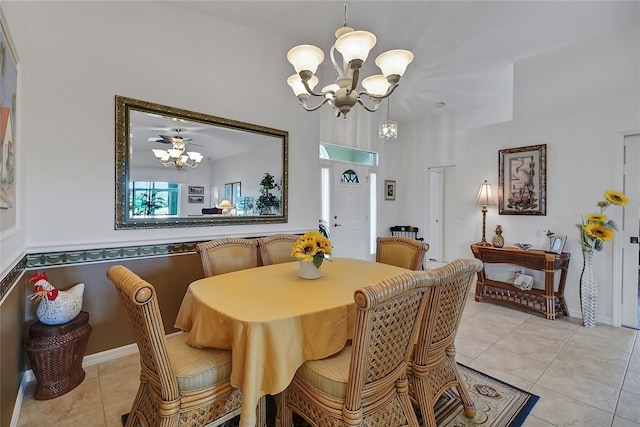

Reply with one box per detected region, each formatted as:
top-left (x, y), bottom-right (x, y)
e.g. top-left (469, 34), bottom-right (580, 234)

top-left (361, 74), bottom-right (390, 96)
top-left (219, 200), bottom-right (233, 208)
top-left (475, 180), bottom-right (496, 206)
top-left (287, 45), bottom-right (325, 74)
top-left (287, 74), bottom-right (319, 96)
top-left (375, 49), bottom-right (414, 77)
top-left (335, 30), bottom-right (376, 63)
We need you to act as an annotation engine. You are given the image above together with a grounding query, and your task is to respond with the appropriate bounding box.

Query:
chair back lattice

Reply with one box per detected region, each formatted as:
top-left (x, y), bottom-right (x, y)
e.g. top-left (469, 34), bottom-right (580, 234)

top-left (376, 236), bottom-right (430, 271)
top-left (390, 225), bottom-right (423, 241)
top-left (413, 259), bottom-right (483, 365)
top-left (106, 265), bottom-right (179, 402)
top-left (344, 273), bottom-right (428, 416)
top-left (257, 234), bottom-right (299, 265)
top-left (196, 238), bottom-right (258, 277)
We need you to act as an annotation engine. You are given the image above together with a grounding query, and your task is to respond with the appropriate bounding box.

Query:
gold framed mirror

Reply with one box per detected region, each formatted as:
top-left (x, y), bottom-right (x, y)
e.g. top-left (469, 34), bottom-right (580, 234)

top-left (115, 96), bottom-right (288, 229)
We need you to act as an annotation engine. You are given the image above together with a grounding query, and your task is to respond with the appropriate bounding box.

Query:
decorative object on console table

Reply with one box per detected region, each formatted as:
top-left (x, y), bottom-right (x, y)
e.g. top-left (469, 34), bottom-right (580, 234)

top-left (491, 225), bottom-right (504, 248)
top-left (24, 311), bottom-right (92, 400)
top-left (474, 180), bottom-right (495, 246)
top-left (576, 189), bottom-right (629, 327)
top-left (498, 144), bottom-right (546, 215)
top-left (471, 244), bottom-right (570, 320)
top-left (291, 231), bottom-right (333, 279)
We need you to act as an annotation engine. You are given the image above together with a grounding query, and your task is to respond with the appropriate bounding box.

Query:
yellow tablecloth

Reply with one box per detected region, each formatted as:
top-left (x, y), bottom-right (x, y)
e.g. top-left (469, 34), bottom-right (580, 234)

top-left (174, 258), bottom-right (409, 427)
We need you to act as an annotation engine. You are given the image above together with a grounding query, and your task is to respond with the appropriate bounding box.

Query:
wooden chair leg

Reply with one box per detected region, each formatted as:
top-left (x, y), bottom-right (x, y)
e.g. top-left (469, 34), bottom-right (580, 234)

top-left (447, 347), bottom-right (475, 418)
top-left (275, 392), bottom-right (293, 427)
top-left (256, 395), bottom-right (267, 427)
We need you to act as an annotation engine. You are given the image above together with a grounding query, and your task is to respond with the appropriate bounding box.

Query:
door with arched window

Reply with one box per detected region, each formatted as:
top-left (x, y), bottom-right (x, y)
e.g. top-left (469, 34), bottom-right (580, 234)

top-left (330, 165), bottom-right (369, 259)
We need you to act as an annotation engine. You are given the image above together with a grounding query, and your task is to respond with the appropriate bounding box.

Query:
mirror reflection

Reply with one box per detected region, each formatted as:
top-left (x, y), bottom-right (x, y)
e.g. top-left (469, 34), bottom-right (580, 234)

top-left (115, 96), bottom-right (288, 229)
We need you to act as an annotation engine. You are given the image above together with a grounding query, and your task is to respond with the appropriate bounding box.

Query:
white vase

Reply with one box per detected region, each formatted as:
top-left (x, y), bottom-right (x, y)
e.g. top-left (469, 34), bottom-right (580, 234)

top-left (580, 250), bottom-right (597, 328)
top-left (299, 261), bottom-right (321, 280)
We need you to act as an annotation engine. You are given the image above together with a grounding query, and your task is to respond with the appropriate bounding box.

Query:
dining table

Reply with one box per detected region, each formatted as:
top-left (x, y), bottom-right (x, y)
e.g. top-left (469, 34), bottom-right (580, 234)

top-left (174, 257), bottom-right (410, 427)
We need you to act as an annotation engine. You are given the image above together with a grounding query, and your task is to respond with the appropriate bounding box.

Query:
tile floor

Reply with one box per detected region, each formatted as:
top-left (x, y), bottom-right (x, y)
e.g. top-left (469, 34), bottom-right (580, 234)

top-left (17, 294), bottom-right (640, 427)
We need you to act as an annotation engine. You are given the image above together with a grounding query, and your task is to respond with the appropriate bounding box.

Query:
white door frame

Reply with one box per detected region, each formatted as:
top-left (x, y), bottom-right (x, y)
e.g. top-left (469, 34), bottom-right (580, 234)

top-left (613, 129), bottom-right (640, 327)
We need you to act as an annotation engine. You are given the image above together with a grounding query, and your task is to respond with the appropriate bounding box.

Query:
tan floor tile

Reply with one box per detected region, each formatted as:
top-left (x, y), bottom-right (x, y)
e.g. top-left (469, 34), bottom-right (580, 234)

top-left (530, 385), bottom-right (614, 426)
top-left (623, 367), bottom-right (640, 394)
top-left (616, 390), bottom-right (640, 423)
top-left (471, 346), bottom-right (548, 383)
top-left (492, 332), bottom-right (561, 364)
top-left (455, 334), bottom-right (496, 359)
top-left (629, 352), bottom-right (640, 372)
top-left (521, 415), bottom-right (556, 427)
top-left (19, 375), bottom-right (104, 426)
top-left (571, 324), bottom-right (637, 353)
top-left (551, 347), bottom-right (628, 387)
top-left (613, 416), bottom-right (640, 427)
top-left (536, 364), bottom-right (619, 412)
top-left (466, 358), bottom-right (535, 392)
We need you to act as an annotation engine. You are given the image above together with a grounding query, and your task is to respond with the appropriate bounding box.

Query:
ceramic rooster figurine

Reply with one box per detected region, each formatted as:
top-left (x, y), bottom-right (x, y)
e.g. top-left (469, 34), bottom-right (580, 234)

top-left (29, 272), bottom-right (84, 325)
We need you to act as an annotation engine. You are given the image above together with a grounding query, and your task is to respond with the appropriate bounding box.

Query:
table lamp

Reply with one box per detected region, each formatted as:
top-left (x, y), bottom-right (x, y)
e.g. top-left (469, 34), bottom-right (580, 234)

top-left (219, 200), bottom-right (234, 214)
top-left (474, 180), bottom-right (495, 246)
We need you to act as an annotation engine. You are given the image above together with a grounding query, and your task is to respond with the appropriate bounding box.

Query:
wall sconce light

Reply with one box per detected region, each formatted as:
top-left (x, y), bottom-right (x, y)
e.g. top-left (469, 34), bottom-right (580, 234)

top-left (474, 180), bottom-right (496, 246)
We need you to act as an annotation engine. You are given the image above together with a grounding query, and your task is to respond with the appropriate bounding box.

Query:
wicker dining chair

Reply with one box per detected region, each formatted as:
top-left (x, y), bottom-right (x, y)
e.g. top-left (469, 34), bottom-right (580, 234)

top-left (196, 238), bottom-right (259, 277)
top-left (257, 234), bottom-right (299, 265)
top-left (376, 236), bottom-right (430, 271)
top-left (280, 272), bottom-right (429, 427)
top-left (407, 258), bottom-right (483, 426)
top-left (106, 265), bottom-right (266, 427)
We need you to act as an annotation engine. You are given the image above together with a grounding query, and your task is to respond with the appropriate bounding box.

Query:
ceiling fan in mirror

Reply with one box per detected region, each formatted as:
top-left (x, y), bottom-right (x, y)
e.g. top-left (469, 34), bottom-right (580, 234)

top-left (148, 129), bottom-right (204, 169)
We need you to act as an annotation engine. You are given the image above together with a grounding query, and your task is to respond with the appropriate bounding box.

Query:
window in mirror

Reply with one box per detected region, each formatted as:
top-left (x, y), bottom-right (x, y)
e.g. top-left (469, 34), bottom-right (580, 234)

top-left (129, 182), bottom-right (179, 217)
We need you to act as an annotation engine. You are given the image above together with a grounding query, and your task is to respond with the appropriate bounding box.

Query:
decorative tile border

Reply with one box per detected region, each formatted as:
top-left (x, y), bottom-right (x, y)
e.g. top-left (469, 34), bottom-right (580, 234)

top-left (26, 241), bottom-right (201, 268)
top-left (0, 256), bottom-right (26, 301)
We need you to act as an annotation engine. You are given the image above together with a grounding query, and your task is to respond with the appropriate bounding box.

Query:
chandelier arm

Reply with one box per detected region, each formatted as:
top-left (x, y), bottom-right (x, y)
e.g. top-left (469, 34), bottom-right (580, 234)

top-left (356, 96), bottom-right (382, 112)
top-left (329, 45), bottom-right (346, 77)
top-left (350, 68), bottom-right (359, 91)
top-left (360, 83), bottom-right (399, 101)
top-left (298, 97), bottom-right (333, 112)
top-left (301, 79), bottom-right (335, 98)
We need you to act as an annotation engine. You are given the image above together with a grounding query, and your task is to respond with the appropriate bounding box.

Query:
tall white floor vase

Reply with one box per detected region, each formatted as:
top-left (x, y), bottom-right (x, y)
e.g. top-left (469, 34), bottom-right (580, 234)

top-left (580, 249), bottom-right (598, 328)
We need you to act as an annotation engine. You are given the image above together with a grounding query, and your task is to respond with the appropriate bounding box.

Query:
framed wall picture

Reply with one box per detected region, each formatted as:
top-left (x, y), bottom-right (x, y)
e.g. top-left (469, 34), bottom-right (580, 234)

top-left (188, 195), bottom-right (204, 204)
top-left (498, 144), bottom-right (546, 215)
top-left (0, 12), bottom-right (18, 211)
top-left (385, 180), bottom-right (396, 201)
top-left (188, 186), bottom-right (204, 195)
top-left (548, 235), bottom-right (567, 254)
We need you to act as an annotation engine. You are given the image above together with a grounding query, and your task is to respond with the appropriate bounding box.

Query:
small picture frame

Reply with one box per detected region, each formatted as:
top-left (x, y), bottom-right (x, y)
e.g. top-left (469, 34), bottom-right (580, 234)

top-left (385, 180), bottom-right (396, 201)
top-left (188, 195), bottom-right (204, 203)
top-left (188, 186), bottom-right (204, 195)
top-left (548, 235), bottom-right (567, 254)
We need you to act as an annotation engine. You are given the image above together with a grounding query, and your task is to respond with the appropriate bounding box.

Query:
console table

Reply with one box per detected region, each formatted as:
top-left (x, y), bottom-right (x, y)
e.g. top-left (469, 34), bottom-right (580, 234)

top-left (470, 245), bottom-right (570, 319)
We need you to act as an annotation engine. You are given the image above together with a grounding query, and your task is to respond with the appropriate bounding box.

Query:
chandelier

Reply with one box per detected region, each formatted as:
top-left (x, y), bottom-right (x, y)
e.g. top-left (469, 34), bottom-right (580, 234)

top-left (379, 99), bottom-right (397, 140)
top-left (151, 134), bottom-right (203, 170)
top-left (286, 3), bottom-right (414, 118)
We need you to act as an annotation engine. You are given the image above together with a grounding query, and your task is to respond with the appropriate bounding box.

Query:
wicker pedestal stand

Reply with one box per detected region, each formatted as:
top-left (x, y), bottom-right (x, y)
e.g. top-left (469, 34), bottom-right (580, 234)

top-left (25, 311), bottom-right (92, 400)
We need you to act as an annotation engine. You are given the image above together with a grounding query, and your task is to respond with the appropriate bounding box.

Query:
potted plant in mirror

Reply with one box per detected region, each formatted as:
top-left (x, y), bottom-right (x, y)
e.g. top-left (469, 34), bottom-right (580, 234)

top-left (256, 172), bottom-right (281, 215)
top-left (133, 192), bottom-right (166, 216)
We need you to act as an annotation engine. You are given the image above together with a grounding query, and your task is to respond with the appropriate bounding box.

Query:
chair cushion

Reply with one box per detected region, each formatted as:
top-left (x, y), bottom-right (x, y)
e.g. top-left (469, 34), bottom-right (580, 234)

top-left (295, 343), bottom-right (352, 399)
top-left (166, 333), bottom-right (233, 393)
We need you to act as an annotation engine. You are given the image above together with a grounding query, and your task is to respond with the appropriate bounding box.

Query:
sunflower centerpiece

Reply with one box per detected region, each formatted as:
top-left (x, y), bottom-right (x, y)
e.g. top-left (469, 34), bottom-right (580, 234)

top-left (576, 189), bottom-right (628, 327)
top-left (291, 231), bottom-right (333, 279)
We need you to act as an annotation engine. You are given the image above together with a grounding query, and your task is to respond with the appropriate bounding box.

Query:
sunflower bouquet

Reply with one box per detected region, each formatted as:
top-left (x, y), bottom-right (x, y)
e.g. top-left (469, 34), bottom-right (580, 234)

top-left (577, 190), bottom-right (629, 252)
top-left (291, 231), bottom-right (333, 268)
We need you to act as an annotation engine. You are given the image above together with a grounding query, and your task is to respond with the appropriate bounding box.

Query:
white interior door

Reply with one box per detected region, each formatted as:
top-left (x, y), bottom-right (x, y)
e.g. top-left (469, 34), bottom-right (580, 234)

top-left (621, 133), bottom-right (640, 328)
top-left (331, 165), bottom-right (368, 259)
top-left (428, 168), bottom-right (444, 262)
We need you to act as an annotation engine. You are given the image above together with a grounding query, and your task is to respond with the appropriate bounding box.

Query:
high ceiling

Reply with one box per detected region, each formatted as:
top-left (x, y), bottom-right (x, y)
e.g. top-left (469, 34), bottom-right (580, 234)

top-left (167, 1), bottom-right (639, 120)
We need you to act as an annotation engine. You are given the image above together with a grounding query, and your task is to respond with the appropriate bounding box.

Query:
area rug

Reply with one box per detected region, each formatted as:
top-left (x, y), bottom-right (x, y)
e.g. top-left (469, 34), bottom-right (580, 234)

top-left (122, 364), bottom-right (538, 427)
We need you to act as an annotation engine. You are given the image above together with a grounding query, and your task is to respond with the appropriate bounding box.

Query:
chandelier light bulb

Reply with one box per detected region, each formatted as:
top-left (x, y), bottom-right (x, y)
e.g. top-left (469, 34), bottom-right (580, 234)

top-left (287, 45), bottom-right (324, 74)
top-left (334, 30), bottom-right (377, 64)
top-left (375, 49), bottom-right (414, 79)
